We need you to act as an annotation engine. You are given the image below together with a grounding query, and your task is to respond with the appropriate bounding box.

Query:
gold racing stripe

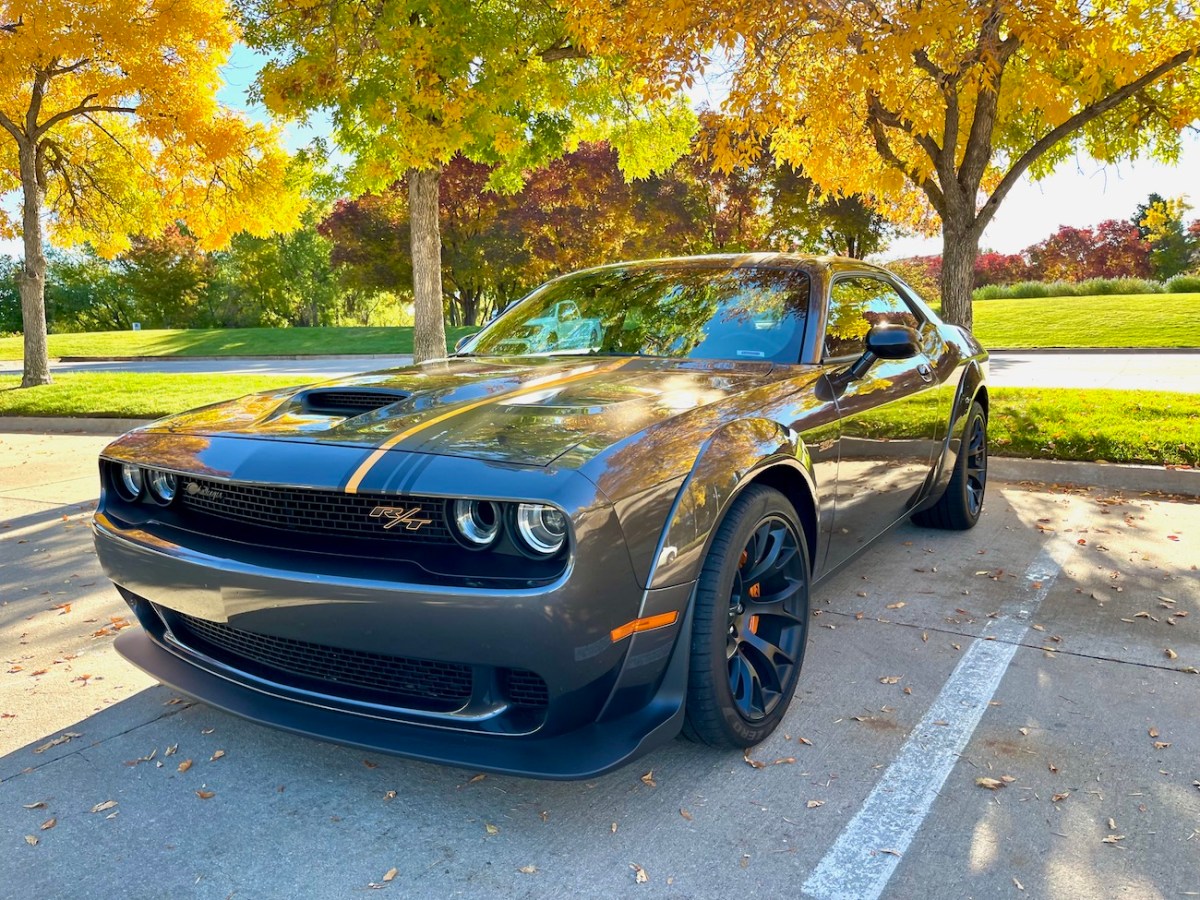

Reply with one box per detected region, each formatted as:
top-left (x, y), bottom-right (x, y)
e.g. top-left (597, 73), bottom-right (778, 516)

top-left (343, 357), bottom-right (634, 494)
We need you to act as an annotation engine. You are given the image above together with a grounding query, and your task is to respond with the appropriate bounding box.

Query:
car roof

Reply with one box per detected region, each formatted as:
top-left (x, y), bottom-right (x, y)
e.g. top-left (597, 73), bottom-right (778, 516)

top-left (566, 253), bottom-right (894, 280)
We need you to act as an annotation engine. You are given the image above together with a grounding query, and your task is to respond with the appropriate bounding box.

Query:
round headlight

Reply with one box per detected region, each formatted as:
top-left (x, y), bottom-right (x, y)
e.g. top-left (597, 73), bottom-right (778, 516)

top-left (147, 469), bottom-right (178, 505)
top-left (514, 503), bottom-right (568, 557)
top-left (450, 499), bottom-right (501, 549)
top-left (118, 464), bottom-right (144, 500)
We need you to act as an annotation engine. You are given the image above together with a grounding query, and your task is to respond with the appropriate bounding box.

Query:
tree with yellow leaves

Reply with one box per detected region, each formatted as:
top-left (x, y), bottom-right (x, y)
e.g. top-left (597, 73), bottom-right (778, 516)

top-left (237, 0), bottom-right (695, 362)
top-left (567, 0), bottom-right (1200, 329)
top-left (1, 1), bottom-right (302, 386)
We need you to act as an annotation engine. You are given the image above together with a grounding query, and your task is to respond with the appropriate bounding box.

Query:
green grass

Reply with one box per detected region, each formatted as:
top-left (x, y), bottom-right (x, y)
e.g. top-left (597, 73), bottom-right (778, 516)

top-left (989, 387), bottom-right (1199, 466)
top-left (0, 325), bottom-right (481, 361)
top-left (3, 374), bottom-right (1196, 468)
top-left (0, 373), bottom-right (307, 419)
top-left (973, 293), bottom-right (1200, 349)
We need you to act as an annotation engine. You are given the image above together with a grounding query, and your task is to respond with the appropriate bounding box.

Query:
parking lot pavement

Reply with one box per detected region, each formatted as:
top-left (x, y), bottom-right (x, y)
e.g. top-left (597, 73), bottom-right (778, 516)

top-left (2, 433), bottom-right (1197, 899)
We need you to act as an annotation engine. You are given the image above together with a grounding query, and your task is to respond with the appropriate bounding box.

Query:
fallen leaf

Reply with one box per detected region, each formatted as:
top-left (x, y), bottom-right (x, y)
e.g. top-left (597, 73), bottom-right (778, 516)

top-left (1108, 817), bottom-right (1117, 830)
top-left (878, 848), bottom-right (902, 857)
top-left (797, 737), bottom-right (813, 746)
top-left (739, 854), bottom-right (751, 868)
top-left (178, 759), bottom-right (193, 773)
top-left (680, 808), bottom-right (693, 821)
top-left (33, 732), bottom-right (81, 754)
top-left (1154, 741), bottom-right (1172, 750)
top-left (976, 777), bottom-right (1007, 790)
top-left (382, 868), bottom-right (397, 882)
top-left (880, 676), bottom-right (901, 684)
top-left (886, 602), bottom-right (906, 610)
top-left (24, 835), bottom-right (37, 847)
top-left (518, 865), bottom-right (537, 875)
top-left (611, 822), bottom-right (618, 834)
top-left (1165, 649), bottom-right (1178, 660)
top-left (195, 790), bottom-right (215, 800)
top-left (631, 863), bottom-right (648, 884)
top-left (1018, 727), bottom-right (1030, 736)
top-left (468, 774), bottom-right (486, 784)
top-left (90, 800), bottom-right (117, 813)
top-left (363, 760), bottom-right (378, 769)
top-left (40, 818), bottom-right (56, 830)
top-left (772, 757), bottom-right (796, 766)
top-left (1101, 834), bottom-right (1125, 844)
top-left (210, 750), bottom-right (225, 761)
top-left (1149, 727), bottom-right (1159, 738)
top-left (1052, 792), bottom-right (1069, 802)
top-left (742, 752), bottom-right (767, 770)
top-left (485, 823), bottom-right (499, 835)
top-left (22, 802), bottom-right (46, 810)
top-left (1014, 877), bottom-right (1025, 891)
top-left (384, 790), bottom-right (397, 801)
top-left (807, 800), bottom-right (825, 809)
top-left (640, 770), bottom-right (657, 787)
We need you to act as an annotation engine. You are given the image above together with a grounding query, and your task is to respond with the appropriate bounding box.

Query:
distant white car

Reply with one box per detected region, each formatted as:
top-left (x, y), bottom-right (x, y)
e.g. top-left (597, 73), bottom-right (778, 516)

top-left (491, 300), bottom-right (602, 354)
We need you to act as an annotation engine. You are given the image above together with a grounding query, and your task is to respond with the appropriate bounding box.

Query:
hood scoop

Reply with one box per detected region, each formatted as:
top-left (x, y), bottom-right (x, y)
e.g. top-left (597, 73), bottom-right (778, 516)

top-left (302, 388), bottom-right (411, 416)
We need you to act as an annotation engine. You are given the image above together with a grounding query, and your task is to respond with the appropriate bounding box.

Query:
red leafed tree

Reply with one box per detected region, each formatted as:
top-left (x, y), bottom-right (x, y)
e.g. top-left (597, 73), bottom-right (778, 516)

top-left (1028, 221), bottom-right (1150, 280)
top-left (973, 252), bottom-right (1030, 286)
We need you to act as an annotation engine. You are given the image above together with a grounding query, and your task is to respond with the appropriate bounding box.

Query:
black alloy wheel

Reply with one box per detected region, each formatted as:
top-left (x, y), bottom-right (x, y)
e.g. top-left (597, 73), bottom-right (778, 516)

top-left (684, 484), bottom-right (810, 748)
top-left (913, 399), bottom-right (988, 530)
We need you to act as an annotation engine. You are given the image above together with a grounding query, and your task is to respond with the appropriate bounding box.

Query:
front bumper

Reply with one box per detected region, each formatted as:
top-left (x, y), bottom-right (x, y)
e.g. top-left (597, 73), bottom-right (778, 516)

top-left (94, 511), bottom-right (696, 779)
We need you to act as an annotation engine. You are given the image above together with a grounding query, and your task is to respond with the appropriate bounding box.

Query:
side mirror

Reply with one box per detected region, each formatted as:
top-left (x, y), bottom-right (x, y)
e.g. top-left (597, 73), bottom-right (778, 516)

top-left (454, 334), bottom-right (473, 354)
top-left (866, 324), bottom-right (920, 360)
top-left (844, 324), bottom-right (920, 381)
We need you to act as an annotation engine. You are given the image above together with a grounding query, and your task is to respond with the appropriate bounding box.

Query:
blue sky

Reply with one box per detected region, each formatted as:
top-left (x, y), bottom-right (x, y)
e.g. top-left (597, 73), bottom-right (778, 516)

top-left (8, 45), bottom-right (1199, 259)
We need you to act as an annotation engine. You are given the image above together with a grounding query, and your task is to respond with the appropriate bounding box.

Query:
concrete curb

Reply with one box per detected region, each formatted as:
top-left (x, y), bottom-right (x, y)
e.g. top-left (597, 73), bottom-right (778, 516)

top-left (3, 416), bottom-right (1197, 498)
top-left (989, 457), bottom-right (1198, 497)
top-left (0, 416), bottom-right (156, 435)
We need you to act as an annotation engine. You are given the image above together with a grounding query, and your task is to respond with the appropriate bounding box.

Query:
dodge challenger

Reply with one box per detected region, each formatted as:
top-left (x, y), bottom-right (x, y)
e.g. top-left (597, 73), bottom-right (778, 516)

top-left (93, 254), bottom-right (989, 778)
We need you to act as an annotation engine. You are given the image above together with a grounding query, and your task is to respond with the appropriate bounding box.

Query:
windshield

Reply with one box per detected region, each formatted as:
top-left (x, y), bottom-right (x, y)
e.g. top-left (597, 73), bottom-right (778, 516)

top-left (463, 265), bottom-right (811, 363)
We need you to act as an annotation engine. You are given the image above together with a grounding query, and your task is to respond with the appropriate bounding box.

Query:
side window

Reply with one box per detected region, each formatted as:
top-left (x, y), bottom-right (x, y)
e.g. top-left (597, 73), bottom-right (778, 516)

top-left (824, 277), bottom-right (921, 360)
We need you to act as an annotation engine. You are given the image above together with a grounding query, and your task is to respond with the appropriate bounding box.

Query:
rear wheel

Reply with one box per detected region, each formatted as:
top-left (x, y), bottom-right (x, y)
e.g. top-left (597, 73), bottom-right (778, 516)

top-left (913, 400), bottom-right (987, 530)
top-left (683, 485), bottom-right (810, 748)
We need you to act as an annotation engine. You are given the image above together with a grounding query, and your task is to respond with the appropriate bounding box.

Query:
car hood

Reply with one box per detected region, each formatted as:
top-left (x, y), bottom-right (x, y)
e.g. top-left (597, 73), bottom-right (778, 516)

top-left (143, 356), bottom-right (793, 467)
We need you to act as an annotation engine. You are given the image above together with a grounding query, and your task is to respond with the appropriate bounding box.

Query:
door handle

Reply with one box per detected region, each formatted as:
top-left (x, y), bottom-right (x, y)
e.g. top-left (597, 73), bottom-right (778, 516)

top-left (917, 363), bottom-right (934, 382)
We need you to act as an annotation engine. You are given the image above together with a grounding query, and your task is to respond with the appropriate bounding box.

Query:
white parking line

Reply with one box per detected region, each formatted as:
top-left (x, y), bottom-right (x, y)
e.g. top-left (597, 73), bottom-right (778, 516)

top-left (802, 545), bottom-right (1063, 900)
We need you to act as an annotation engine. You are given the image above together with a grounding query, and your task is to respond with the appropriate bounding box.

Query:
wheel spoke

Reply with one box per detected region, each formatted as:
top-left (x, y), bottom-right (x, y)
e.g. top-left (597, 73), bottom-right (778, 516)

top-left (741, 630), bottom-right (796, 672)
top-left (744, 525), bottom-right (785, 582)
top-left (750, 579), bottom-right (805, 619)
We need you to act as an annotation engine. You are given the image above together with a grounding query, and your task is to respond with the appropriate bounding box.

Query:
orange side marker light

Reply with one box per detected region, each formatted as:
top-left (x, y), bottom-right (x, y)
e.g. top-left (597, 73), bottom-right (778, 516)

top-left (610, 611), bottom-right (679, 643)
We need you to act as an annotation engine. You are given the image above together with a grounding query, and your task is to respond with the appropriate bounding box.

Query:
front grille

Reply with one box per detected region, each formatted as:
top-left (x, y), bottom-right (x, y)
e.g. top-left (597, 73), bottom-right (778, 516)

top-left (304, 389), bottom-right (409, 414)
top-left (161, 607), bottom-right (550, 713)
top-left (177, 477), bottom-right (453, 544)
top-left (502, 668), bottom-right (551, 708)
top-left (168, 608), bottom-right (473, 708)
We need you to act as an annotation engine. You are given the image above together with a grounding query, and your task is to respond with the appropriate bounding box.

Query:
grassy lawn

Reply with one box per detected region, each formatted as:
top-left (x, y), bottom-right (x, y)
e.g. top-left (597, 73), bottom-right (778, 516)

top-left (0, 325), bottom-right (481, 360)
top-left (973, 293), bottom-right (1200, 349)
top-left (0, 373), bottom-right (307, 419)
top-left (2, 374), bottom-right (1196, 467)
top-left (989, 387), bottom-right (1198, 467)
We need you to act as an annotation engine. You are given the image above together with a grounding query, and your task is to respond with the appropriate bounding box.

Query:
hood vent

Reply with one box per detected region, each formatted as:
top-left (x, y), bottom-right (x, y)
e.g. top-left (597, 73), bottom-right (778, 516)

top-left (302, 388), bottom-right (410, 416)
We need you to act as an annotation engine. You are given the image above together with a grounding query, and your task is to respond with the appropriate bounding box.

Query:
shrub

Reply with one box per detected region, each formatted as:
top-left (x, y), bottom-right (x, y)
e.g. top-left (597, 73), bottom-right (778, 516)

top-left (1166, 275), bottom-right (1200, 293)
top-left (970, 276), bottom-right (1176, 301)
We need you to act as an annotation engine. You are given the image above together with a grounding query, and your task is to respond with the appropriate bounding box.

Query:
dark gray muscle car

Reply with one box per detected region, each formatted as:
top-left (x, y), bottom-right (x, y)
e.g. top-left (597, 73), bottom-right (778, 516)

top-left (93, 254), bottom-right (988, 778)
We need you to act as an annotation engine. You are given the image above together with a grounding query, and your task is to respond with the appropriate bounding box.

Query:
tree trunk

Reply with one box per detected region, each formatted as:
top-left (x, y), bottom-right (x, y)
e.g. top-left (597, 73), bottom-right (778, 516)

top-left (408, 167), bottom-right (447, 363)
top-left (18, 142), bottom-right (51, 387)
top-left (939, 224), bottom-right (979, 332)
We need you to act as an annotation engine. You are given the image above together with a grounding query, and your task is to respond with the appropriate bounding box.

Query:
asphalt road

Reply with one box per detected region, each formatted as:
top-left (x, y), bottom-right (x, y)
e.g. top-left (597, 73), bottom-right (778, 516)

top-left (1, 351), bottom-right (1198, 391)
top-left (2, 433), bottom-right (1197, 899)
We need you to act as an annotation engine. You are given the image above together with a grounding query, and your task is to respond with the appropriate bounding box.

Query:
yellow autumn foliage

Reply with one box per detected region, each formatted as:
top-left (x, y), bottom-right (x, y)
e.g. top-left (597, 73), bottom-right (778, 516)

top-left (0, 0), bottom-right (303, 253)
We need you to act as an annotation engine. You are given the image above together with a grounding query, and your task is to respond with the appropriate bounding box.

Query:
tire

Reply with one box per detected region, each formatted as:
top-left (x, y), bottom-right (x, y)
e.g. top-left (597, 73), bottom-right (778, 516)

top-left (683, 484), bottom-right (811, 748)
top-left (913, 400), bottom-right (987, 530)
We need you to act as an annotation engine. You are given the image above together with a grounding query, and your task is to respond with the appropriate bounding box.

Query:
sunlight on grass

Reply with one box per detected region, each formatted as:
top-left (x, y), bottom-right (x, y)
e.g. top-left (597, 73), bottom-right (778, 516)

top-left (974, 294), bottom-right (1200, 349)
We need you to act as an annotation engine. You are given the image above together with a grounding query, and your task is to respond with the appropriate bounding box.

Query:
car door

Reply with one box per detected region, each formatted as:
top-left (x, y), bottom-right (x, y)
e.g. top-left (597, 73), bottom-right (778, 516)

top-left (821, 274), bottom-right (945, 572)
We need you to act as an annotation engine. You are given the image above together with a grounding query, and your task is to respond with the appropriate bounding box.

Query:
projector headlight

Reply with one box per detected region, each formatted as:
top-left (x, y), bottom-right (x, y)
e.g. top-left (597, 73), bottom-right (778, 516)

top-left (449, 499), bottom-right (502, 549)
top-left (146, 469), bottom-right (178, 505)
top-left (118, 464), bottom-right (144, 501)
top-left (513, 503), bottom-right (568, 557)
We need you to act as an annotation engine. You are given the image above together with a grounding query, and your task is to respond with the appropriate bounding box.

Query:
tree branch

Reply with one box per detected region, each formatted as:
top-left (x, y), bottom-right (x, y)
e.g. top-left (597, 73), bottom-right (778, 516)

top-left (539, 38), bottom-right (588, 62)
top-left (46, 57), bottom-right (92, 77)
top-left (35, 98), bottom-right (138, 139)
top-left (0, 109), bottom-right (24, 144)
top-left (865, 112), bottom-right (945, 214)
top-left (973, 46), bottom-right (1197, 238)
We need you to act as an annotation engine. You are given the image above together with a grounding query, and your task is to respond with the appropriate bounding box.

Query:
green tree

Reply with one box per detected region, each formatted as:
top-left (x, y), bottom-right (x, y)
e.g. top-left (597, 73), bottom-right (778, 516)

top-left (1136, 195), bottom-right (1196, 280)
top-left (238, 0), bottom-right (694, 361)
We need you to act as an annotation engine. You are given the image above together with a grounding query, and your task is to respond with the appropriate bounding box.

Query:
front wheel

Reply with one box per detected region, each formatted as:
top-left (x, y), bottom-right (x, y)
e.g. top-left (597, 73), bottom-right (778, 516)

top-left (913, 400), bottom-right (987, 530)
top-left (683, 485), bottom-right (810, 748)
